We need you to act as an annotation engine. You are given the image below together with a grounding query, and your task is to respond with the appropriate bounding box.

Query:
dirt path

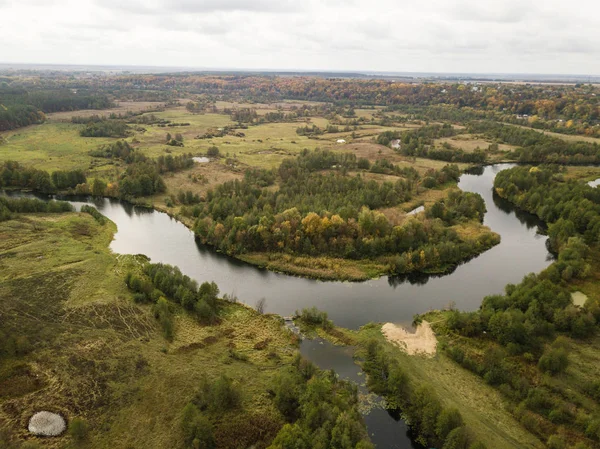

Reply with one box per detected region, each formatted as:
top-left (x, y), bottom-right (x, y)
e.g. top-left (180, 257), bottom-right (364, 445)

top-left (382, 321), bottom-right (437, 356)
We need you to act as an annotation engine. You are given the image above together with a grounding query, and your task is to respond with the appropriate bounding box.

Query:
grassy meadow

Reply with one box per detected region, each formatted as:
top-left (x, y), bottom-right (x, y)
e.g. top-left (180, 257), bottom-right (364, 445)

top-left (0, 212), bottom-right (299, 448)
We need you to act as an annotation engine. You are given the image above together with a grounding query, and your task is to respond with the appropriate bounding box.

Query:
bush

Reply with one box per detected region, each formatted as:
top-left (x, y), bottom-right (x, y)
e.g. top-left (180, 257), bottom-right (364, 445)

top-left (538, 347), bottom-right (569, 375)
top-left (69, 417), bottom-right (89, 442)
top-left (207, 146), bottom-right (220, 157)
top-left (195, 375), bottom-right (241, 413)
top-left (546, 435), bottom-right (566, 449)
top-left (181, 403), bottom-right (215, 449)
top-left (297, 307), bottom-right (332, 329)
top-left (80, 205), bottom-right (106, 225)
top-left (436, 408), bottom-right (464, 440)
top-left (442, 426), bottom-right (470, 449)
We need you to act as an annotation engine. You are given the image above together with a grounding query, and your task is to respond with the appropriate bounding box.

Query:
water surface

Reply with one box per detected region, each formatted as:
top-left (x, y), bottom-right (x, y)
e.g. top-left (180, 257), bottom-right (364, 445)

top-left (54, 163), bottom-right (552, 329)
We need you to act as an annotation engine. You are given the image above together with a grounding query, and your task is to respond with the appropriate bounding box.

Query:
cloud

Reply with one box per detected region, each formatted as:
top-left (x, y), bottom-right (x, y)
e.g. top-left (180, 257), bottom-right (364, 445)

top-left (447, 0), bottom-right (531, 23)
top-left (97, 0), bottom-right (299, 15)
top-left (0, 0), bottom-right (599, 75)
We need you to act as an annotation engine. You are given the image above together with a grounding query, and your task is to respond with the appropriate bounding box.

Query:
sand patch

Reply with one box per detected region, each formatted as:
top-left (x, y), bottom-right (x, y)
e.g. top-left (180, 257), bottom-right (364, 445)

top-left (571, 291), bottom-right (588, 307)
top-left (382, 321), bottom-right (437, 356)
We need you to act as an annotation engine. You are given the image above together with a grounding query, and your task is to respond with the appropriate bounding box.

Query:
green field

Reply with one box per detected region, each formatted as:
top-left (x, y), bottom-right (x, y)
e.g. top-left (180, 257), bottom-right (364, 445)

top-left (0, 212), bottom-right (299, 448)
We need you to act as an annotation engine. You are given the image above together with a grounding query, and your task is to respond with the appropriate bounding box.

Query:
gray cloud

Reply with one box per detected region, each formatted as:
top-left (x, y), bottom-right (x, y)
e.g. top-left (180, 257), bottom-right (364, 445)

top-left (98, 0), bottom-right (299, 15)
top-left (0, 0), bottom-right (598, 75)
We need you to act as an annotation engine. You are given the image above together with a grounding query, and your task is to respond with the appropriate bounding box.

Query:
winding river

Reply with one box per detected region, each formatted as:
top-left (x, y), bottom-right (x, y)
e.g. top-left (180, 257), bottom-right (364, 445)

top-left (5, 163), bottom-right (553, 448)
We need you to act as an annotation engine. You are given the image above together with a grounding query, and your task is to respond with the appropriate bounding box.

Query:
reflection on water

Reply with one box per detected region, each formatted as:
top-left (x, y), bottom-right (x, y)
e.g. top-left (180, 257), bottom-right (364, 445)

top-left (2, 164), bottom-right (553, 330)
top-left (300, 338), bottom-right (423, 449)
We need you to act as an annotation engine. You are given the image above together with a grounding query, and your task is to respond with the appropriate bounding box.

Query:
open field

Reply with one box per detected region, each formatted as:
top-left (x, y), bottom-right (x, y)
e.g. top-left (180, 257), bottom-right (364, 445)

top-left (0, 123), bottom-right (115, 172)
top-left (46, 101), bottom-right (166, 122)
top-left (563, 166), bottom-right (600, 182)
top-left (0, 212), bottom-right (298, 448)
top-left (238, 253), bottom-right (390, 282)
top-left (434, 133), bottom-right (517, 153)
top-left (0, 102), bottom-right (416, 175)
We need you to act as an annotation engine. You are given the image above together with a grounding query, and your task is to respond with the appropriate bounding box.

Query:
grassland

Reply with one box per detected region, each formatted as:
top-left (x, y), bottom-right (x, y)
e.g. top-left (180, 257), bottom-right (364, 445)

top-left (0, 101), bottom-right (413, 176)
top-left (237, 253), bottom-right (390, 281)
top-left (1, 101), bottom-right (494, 282)
top-left (434, 133), bottom-right (517, 154)
top-left (353, 323), bottom-right (544, 449)
top-left (0, 212), bottom-right (299, 448)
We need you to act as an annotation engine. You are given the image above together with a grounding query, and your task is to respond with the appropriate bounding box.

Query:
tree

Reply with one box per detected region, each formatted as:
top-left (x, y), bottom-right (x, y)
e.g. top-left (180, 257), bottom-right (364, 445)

top-left (181, 403), bottom-right (215, 449)
top-left (436, 408), bottom-right (464, 440)
top-left (538, 347), bottom-right (569, 375)
top-left (256, 297), bottom-right (266, 314)
top-left (92, 178), bottom-right (107, 197)
top-left (268, 424), bottom-right (310, 449)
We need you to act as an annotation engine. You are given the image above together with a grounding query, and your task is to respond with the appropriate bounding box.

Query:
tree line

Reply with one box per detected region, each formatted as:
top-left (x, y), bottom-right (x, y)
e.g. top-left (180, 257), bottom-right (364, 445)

top-left (361, 339), bottom-right (487, 449)
top-left (378, 125), bottom-right (488, 164)
top-left (0, 196), bottom-right (73, 222)
top-left (0, 86), bottom-right (113, 131)
top-left (180, 348), bottom-right (373, 449)
top-left (1, 161), bottom-right (86, 194)
top-left (468, 121), bottom-right (600, 164)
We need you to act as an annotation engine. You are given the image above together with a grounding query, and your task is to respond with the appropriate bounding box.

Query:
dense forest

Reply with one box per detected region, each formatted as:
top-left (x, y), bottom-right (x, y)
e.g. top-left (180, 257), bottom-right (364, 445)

top-left (190, 150), bottom-right (497, 274)
top-left (431, 166), bottom-right (600, 447)
top-left (1, 73), bottom-right (598, 135)
top-left (0, 86), bottom-right (114, 131)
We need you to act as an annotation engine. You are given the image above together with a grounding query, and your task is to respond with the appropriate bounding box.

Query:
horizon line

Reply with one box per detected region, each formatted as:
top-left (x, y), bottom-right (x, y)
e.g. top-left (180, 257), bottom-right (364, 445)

top-left (1, 61), bottom-right (599, 80)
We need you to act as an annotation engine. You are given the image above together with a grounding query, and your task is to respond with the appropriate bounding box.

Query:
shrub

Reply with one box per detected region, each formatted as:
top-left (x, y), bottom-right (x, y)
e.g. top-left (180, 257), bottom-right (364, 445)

top-left (207, 146), bottom-right (220, 157)
top-left (436, 408), bottom-right (464, 440)
top-left (68, 418), bottom-right (89, 442)
top-left (297, 307), bottom-right (333, 329)
top-left (538, 347), bottom-right (569, 375)
top-left (195, 375), bottom-right (241, 413)
top-left (181, 403), bottom-right (215, 449)
top-left (546, 435), bottom-right (567, 449)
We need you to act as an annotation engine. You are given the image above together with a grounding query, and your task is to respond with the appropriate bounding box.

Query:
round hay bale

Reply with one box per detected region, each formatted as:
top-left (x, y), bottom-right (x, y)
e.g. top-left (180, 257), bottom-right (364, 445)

top-left (28, 411), bottom-right (66, 436)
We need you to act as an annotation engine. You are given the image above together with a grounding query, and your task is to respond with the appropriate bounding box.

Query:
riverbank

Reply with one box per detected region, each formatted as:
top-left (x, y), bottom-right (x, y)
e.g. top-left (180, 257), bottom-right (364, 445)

top-left (299, 317), bottom-right (543, 449)
top-left (152, 199), bottom-right (501, 282)
top-left (355, 322), bottom-right (544, 449)
top-left (0, 211), bottom-right (371, 448)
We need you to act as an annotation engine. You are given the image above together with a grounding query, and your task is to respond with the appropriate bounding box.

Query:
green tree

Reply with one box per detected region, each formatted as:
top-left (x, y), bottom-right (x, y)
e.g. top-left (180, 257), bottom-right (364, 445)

top-left (436, 408), bottom-right (464, 440)
top-left (92, 178), bottom-right (107, 197)
top-left (181, 403), bottom-right (215, 449)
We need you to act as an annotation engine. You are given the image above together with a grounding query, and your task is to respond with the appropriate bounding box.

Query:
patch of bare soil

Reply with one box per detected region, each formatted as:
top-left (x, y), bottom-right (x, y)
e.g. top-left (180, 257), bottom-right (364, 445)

top-left (382, 321), bottom-right (437, 356)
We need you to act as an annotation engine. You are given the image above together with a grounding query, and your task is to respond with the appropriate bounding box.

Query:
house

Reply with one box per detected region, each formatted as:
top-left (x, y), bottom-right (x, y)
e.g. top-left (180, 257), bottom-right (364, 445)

top-left (391, 139), bottom-right (401, 149)
top-left (336, 139), bottom-right (346, 144)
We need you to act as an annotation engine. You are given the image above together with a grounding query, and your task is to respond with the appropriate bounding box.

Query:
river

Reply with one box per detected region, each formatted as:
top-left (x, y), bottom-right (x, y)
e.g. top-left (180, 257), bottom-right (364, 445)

top-left (4, 163), bottom-right (553, 448)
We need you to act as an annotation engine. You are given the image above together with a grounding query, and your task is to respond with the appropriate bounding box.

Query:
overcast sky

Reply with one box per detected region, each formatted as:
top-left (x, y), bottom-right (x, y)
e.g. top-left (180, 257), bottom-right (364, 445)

top-left (1, 0), bottom-right (599, 75)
